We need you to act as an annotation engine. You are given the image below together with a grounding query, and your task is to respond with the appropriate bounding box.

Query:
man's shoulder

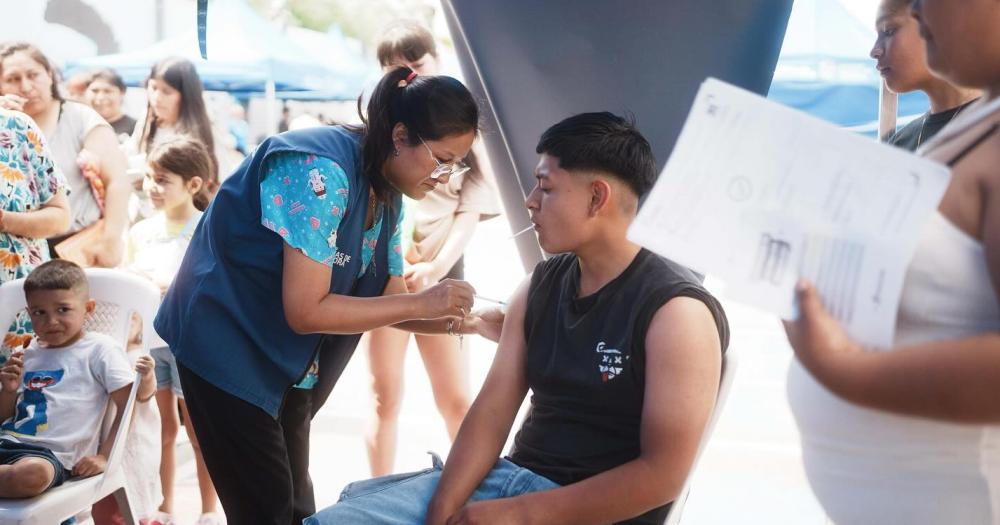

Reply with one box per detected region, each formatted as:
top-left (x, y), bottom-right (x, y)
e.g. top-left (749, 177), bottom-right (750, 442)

top-left (626, 249), bottom-right (703, 289)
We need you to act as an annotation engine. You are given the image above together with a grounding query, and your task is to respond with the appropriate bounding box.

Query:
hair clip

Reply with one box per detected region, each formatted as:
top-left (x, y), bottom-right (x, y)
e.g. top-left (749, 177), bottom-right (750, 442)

top-left (397, 70), bottom-right (419, 88)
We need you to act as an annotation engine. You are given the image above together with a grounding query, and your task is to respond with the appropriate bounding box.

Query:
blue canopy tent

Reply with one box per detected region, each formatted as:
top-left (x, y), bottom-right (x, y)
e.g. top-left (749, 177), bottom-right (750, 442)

top-left (767, 0), bottom-right (929, 134)
top-left (63, 0), bottom-right (368, 131)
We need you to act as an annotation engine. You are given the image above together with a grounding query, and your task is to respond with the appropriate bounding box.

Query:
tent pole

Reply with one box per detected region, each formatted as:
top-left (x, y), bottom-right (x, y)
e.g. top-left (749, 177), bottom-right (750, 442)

top-left (878, 79), bottom-right (898, 143)
top-left (266, 79), bottom-right (278, 136)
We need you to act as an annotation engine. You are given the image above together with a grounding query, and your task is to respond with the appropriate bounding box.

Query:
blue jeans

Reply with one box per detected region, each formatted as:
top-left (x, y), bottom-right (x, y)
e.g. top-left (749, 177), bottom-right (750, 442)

top-left (305, 453), bottom-right (560, 524)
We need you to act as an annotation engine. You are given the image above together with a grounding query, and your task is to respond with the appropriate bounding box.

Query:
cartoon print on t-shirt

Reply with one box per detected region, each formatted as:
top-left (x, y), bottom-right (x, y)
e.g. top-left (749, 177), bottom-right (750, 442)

top-left (308, 168), bottom-right (327, 199)
top-left (1, 368), bottom-right (65, 436)
top-left (596, 342), bottom-right (628, 382)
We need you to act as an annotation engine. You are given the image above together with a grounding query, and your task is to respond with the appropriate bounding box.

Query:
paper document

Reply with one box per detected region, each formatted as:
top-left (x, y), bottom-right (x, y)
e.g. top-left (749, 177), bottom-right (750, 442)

top-left (628, 78), bottom-right (951, 348)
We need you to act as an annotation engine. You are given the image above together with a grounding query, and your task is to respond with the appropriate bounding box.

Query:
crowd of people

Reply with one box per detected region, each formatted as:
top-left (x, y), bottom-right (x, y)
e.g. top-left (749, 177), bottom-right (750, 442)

top-left (0, 0), bottom-right (997, 524)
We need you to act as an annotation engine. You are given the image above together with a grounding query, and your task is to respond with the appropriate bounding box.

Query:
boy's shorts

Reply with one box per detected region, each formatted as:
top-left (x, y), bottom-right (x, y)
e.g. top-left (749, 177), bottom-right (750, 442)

top-left (0, 438), bottom-right (70, 490)
top-left (152, 346), bottom-right (184, 398)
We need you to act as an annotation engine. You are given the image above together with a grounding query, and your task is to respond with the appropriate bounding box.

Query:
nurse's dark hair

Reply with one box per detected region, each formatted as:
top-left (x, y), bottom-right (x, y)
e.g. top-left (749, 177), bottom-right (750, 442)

top-left (537, 111), bottom-right (657, 199)
top-left (355, 66), bottom-right (479, 202)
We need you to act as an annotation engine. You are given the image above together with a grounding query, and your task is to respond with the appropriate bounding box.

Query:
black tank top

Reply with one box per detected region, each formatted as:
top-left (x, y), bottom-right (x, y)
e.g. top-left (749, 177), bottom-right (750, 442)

top-left (508, 248), bottom-right (729, 525)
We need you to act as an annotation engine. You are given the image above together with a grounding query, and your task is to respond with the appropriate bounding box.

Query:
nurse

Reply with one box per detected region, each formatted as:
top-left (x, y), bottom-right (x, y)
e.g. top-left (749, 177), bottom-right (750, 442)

top-left (154, 67), bottom-right (487, 525)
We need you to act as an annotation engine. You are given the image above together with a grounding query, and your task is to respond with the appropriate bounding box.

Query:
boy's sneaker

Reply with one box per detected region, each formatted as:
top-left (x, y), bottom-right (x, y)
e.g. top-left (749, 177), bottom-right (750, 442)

top-left (148, 512), bottom-right (175, 525)
top-left (196, 512), bottom-right (224, 525)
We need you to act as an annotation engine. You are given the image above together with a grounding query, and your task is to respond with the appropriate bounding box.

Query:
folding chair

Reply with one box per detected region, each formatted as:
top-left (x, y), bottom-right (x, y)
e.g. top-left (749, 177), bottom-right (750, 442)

top-left (663, 351), bottom-right (739, 525)
top-left (0, 269), bottom-right (160, 525)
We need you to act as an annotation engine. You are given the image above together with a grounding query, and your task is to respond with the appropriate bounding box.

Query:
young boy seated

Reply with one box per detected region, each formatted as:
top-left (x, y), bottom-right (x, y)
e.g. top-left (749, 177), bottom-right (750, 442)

top-left (0, 260), bottom-right (135, 498)
top-left (307, 112), bottom-right (730, 525)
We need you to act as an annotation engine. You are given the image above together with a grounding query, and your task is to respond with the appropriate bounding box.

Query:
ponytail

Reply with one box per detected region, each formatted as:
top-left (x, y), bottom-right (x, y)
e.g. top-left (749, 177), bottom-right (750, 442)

top-left (355, 66), bottom-right (479, 203)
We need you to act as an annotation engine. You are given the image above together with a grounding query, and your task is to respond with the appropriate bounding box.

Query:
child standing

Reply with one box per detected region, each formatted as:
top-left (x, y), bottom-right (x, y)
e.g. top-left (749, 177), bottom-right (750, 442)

top-left (0, 260), bottom-right (135, 499)
top-left (125, 136), bottom-right (221, 525)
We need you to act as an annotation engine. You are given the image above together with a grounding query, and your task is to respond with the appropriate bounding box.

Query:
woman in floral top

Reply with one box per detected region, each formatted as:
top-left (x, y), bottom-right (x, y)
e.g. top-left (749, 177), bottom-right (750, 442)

top-left (0, 108), bottom-right (70, 359)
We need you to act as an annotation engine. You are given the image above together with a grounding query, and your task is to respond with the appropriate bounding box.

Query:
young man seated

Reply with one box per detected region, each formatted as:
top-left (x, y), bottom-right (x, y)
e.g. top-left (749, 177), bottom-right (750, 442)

top-left (0, 260), bottom-right (135, 498)
top-left (307, 112), bottom-right (730, 525)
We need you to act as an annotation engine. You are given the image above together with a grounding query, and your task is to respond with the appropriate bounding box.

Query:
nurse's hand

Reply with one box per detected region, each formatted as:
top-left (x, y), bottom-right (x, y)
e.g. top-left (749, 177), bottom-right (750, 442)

top-left (417, 278), bottom-right (475, 320)
top-left (783, 279), bottom-right (861, 376)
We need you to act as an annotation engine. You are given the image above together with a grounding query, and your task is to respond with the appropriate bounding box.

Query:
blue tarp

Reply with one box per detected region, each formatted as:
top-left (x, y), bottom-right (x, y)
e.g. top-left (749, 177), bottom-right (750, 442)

top-left (63, 0), bottom-right (367, 99)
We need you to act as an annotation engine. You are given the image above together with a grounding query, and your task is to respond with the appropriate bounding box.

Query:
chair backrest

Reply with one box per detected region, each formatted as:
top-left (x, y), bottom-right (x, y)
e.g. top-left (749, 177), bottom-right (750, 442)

top-left (0, 268), bottom-right (160, 496)
top-left (663, 350), bottom-right (738, 525)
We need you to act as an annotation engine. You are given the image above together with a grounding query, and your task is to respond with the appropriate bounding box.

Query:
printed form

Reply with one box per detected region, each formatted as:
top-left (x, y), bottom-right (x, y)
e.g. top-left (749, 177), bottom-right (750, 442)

top-left (629, 78), bottom-right (951, 348)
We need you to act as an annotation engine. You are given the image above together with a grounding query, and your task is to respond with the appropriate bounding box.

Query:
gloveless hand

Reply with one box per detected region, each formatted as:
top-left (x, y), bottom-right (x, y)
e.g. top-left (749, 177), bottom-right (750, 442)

top-left (417, 278), bottom-right (475, 320)
top-left (0, 351), bottom-right (24, 393)
top-left (783, 279), bottom-right (861, 375)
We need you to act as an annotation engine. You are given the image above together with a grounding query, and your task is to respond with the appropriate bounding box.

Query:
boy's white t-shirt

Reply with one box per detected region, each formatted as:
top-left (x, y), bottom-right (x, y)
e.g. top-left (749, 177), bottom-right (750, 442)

top-left (0, 332), bottom-right (134, 470)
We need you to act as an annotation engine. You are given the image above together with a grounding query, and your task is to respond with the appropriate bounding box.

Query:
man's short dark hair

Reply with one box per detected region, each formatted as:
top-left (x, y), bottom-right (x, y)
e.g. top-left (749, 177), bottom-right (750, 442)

top-left (536, 112), bottom-right (656, 198)
top-left (24, 260), bottom-right (89, 295)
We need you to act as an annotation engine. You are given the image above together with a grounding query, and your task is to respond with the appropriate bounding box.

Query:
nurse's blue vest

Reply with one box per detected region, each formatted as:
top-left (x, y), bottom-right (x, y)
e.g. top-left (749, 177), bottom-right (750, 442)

top-left (154, 126), bottom-right (400, 418)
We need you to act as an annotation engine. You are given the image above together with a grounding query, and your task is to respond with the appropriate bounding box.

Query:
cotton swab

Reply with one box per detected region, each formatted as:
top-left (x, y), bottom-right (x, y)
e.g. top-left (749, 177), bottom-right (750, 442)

top-left (509, 225), bottom-right (535, 239)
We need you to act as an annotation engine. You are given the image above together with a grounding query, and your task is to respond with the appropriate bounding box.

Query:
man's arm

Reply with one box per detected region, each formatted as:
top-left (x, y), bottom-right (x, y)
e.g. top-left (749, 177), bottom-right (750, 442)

top-left (447, 297), bottom-right (722, 525)
top-left (425, 278), bottom-right (533, 525)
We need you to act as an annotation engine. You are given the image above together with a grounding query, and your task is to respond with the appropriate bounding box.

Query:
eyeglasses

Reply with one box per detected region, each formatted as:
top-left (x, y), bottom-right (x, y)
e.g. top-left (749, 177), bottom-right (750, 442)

top-left (419, 136), bottom-right (470, 181)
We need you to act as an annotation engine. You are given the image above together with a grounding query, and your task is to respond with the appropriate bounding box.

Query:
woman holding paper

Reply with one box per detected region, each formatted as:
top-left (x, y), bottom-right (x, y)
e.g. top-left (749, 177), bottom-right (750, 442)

top-left (785, 0), bottom-right (1000, 522)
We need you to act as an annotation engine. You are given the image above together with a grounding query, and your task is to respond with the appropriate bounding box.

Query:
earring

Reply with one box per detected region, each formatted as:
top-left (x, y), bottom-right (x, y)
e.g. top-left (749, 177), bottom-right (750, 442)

top-left (393, 148), bottom-right (400, 157)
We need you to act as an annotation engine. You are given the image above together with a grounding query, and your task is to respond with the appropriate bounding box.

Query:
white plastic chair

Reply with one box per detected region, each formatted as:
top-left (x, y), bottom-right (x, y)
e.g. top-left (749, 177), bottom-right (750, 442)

top-left (663, 351), bottom-right (738, 525)
top-left (0, 268), bottom-right (160, 525)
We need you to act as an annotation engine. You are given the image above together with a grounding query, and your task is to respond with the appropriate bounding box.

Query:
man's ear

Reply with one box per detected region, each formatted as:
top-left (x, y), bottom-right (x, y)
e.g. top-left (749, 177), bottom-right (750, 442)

top-left (589, 178), bottom-right (613, 216)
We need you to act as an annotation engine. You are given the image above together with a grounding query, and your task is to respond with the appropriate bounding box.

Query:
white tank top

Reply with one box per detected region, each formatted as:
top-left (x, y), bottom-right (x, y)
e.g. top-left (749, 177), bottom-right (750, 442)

top-left (788, 210), bottom-right (1000, 524)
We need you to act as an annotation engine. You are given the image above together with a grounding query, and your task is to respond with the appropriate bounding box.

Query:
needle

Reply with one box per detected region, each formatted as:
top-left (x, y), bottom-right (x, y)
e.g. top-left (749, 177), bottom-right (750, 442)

top-left (475, 294), bottom-right (507, 306)
top-left (509, 224), bottom-right (535, 239)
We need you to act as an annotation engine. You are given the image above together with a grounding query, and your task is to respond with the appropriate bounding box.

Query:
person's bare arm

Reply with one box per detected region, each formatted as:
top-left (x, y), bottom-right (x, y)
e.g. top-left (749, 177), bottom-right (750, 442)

top-left (81, 125), bottom-right (129, 267)
top-left (0, 351), bottom-right (25, 423)
top-left (425, 278), bottom-right (533, 525)
top-left (381, 275), bottom-right (497, 337)
top-left (72, 383), bottom-right (131, 477)
top-left (405, 212), bottom-right (479, 290)
top-left (0, 190), bottom-right (70, 238)
top-left (443, 297), bottom-right (722, 525)
top-left (281, 244), bottom-right (474, 335)
top-left (134, 354), bottom-right (156, 402)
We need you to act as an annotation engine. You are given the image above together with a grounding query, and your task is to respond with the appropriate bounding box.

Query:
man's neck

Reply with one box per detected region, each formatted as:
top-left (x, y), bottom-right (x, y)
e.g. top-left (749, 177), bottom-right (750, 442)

top-left (575, 233), bottom-right (642, 298)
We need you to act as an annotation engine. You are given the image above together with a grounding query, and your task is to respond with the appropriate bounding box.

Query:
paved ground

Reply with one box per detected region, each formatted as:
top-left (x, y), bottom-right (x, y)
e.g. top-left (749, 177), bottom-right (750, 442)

top-left (163, 214), bottom-right (832, 524)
